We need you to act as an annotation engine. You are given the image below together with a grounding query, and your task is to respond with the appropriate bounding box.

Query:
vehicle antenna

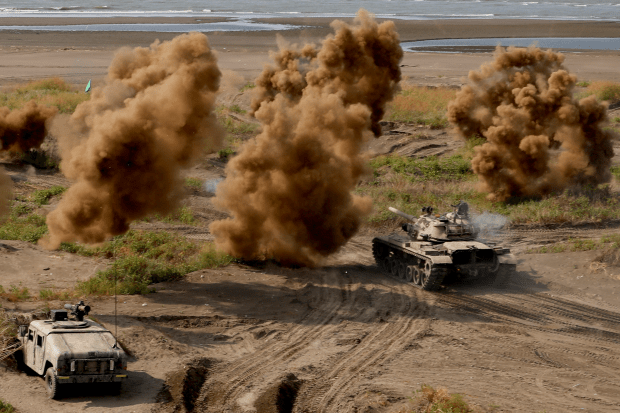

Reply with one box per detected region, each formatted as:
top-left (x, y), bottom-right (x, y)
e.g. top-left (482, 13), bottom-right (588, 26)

top-left (114, 269), bottom-right (118, 349)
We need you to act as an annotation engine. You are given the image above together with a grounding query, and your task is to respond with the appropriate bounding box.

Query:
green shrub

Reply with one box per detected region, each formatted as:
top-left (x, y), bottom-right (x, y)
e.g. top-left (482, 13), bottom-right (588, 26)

top-left (0, 78), bottom-right (89, 113)
top-left (370, 154), bottom-right (473, 182)
top-left (240, 82), bottom-right (255, 92)
top-left (0, 398), bottom-right (15, 413)
top-left (410, 384), bottom-right (476, 413)
top-left (0, 209), bottom-right (48, 242)
top-left (229, 104), bottom-right (246, 114)
top-left (31, 186), bottom-right (66, 206)
top-left (70, 230), bottom-right (235, 295)
top-left (385, 85), bottom-right (456, 127)
top-left (184, 177), bottom-right (203, 189)
top-left (577, 81), bottom-right (620, 102)
top-left (218, 147), bottom-right (235, 159)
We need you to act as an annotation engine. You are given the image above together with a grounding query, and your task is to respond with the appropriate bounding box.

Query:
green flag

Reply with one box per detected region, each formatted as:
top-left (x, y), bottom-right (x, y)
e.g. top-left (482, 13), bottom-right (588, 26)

top-left (85, 79), bottom-right (91, 93)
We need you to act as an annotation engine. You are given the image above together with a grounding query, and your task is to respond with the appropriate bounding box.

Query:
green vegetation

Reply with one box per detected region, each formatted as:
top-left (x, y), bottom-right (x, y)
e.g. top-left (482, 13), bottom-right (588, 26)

top-left (240, 82), bottom-right (255, 92)
top-left (361, 152), bottom-right (620, 226)
top-left (576, 81), bottom-right (620, 103)
top-left (20, 149), bottom-right (59, 169)
top-left (220, 116), bottom-right (259, 135)
top-left (38, 288), bottom-right (75, 301)
top-left (576, 80), bottom-right (591, 87)
top-left (0, 77), bottom-right (89, 113)
top-left (407, 384), bottom-right (478, 413)
top-left (0, 204), bottom-right (48, 242)
top-left (59, 230), bottom-right (235, 295)
top-left (385, 85), bottom-right (457, 128)
top-left (184, 177), bottom-right (203, 190)
top-left (31, 186), bottom-right (66, 206)
top-left (218, 147), bottom-right (235, 159)
top-left (229, 104), bottom-right (246, 114)
top-left (0, 285), bottom-right (31, 302)
top-left (527, 234), bottom-right (620, 254)
top-left (0, 398), bottom-right (15, 413)
top-left (370, 154), bottom-right (473, 182)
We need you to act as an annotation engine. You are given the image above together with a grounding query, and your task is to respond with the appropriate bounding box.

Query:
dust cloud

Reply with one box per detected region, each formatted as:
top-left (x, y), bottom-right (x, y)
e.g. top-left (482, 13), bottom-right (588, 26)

top-left (43, 32), bottom-right (223, 248)
top-left (210, 10), bottom-right (402, 266)
top-left (448, 46), bottom-right (615, 201)
top-left (0, 101), bottom-right (57, 219)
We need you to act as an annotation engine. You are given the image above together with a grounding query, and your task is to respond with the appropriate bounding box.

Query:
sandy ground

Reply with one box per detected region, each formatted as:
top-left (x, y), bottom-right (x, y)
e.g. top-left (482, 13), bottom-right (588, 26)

top-left (1, 18), bottom-right (620, 413)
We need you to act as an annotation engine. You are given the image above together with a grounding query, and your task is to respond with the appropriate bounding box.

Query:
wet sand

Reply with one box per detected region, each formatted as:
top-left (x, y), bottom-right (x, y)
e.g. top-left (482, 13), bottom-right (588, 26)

top-left (0, 17), bottom-right (619, 86)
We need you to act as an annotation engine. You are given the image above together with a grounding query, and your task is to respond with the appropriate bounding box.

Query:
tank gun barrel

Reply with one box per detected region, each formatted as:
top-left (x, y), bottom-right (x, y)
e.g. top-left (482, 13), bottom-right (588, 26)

top-left (388, 207), bottom-right (417, 221)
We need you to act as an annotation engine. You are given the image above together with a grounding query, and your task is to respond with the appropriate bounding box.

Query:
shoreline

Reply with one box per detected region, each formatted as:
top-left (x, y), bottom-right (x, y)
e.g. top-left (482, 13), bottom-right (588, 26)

top-left (0, 17), bottom-right (619, 86)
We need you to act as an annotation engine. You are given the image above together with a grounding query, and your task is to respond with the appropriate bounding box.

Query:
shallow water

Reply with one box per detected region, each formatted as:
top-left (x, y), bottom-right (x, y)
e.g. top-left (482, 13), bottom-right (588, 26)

top-left (2, 0), bottom-right (620, 21)
top-left (402, 37), bottom-right (620, 52)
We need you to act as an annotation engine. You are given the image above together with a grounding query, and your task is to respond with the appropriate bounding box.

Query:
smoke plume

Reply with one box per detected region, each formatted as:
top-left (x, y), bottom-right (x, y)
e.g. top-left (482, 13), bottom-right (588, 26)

top-left (210, 10), bottom-right (402, 266)
top-left (0, 101), bottom-right (57, 219)
top-left (0, 101), bottom-right (57, 153)
top-left (43, 32), bottom-right (223, 248)
top-left (448, 46), bottom-right (615, 201)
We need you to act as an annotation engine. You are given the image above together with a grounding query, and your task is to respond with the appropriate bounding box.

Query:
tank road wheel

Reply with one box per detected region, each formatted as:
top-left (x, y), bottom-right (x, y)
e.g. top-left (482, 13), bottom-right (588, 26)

top-left (45, 366), bottom-right (60, 399)
top-left (405, 265), bottom-right (415, 282)
top-left (390, 258), bottom-right (400, 277)
top-left (412, 266), bottom-right (422, 285)
top-left (398, 262), bottom-right (407, 279)
top-left (372, 241), bottom-right (387, 271)
top-left (419, 261), bottom-right (445, 291)
top-left (381, 257), bottom-right (391, 274)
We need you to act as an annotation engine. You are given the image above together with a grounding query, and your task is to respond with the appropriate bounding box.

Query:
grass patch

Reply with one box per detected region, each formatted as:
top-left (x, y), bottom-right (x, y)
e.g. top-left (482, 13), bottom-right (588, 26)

top-left (240, 82), bottom-right (255, 92)
top-left (218, 147), bottom-right (235, 159)
top-left (370, 154), bottom-right (473, 182)
top-left (361, 155), bottom-right (620, 226)
top-left (63, 230), bottom-right (235, 295)
top-left (576, 81), bottom-right (620, 103)
top-left (229, 104), bottom-right (246, 114)
top-left (0, 77), bottom-right (89, 113)
top-left (0, 398), bottom-right (15, 413)
top-left (30, 185), bottom-right (66, 206)
top-left (576, 80), bottom-right (591, 87)
top-left (184, 177), bottom-right (203, 190)
top-left (38, 288), bottom-right (75, 301)
top-left (0, 285), bottom-right (31, 302)
top-left (403, 384), bottom-right (479, 413)
top-left (527, 234), bottom-right (620, 254)
top-left (385, 84), bottom-right (457, 128)
top-left (220, 116), bottom-right (259, 135)
top-left (0, 204), bottom-right (48, 242)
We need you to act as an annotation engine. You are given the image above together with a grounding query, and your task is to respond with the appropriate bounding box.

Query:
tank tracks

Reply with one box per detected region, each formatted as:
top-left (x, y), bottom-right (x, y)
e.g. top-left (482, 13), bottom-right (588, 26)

top-left (372, 238), bottom-right (446, 291)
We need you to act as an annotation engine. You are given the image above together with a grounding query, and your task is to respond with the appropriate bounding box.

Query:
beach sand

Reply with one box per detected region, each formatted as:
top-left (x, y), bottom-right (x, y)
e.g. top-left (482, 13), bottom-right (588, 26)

top-left (0, 17), bottom-right (619, 87)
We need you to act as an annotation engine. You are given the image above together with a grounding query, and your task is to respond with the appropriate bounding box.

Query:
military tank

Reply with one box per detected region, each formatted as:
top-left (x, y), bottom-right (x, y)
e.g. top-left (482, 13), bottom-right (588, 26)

top-left (372, 201), bottom-right (516, 291)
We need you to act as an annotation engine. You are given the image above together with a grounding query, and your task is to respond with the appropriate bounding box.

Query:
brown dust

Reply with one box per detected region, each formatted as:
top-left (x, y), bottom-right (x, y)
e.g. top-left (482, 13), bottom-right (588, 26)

top-left (448, 46), bottom-right (616, 201)
top-left (43, 32), bottom-right (223, 248)
top-left (0, 101), bottom-right (57, 218)
top-left (210, 10), bottom-right (402, 266)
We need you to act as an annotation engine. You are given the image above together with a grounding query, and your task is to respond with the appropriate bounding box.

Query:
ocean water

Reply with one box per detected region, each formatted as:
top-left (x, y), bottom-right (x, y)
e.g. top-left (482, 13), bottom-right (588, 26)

top-left (1, 0), bottom-right (619, 21)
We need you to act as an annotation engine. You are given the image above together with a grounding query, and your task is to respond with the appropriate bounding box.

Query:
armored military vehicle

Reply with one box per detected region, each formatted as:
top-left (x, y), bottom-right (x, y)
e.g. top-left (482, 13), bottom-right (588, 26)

top-left (372, 201), bottom-right (516, 291)
top-left (16, 301), bottom-right (127, 399)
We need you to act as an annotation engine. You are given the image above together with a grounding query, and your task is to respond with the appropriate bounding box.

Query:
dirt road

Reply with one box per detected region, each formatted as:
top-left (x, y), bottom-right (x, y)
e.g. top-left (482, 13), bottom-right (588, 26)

top-left (2, 230), bottom-right (620, 412)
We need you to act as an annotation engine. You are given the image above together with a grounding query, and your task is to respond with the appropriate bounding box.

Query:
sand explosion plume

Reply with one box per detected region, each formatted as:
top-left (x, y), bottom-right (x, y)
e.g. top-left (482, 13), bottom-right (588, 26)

top-left (44, 32), bottom-right (223, 248)
top-left (448, 46), bottom-right (615, 201)
top-left (210, 10), bottom-right (402, 266)
top-left (0, 101), bottom-right (57, 218)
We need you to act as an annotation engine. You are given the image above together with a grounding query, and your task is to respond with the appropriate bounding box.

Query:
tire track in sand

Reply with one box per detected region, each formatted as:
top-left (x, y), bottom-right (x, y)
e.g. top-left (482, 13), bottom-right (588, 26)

top-left (294, 269), bottom-right (434, 413)
top-left (197, 269), bottom-right (361, 411)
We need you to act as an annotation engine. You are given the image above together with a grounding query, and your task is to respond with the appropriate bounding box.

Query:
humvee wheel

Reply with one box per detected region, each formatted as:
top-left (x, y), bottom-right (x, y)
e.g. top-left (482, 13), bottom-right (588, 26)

top-left (45, 367), bottom-right (60, 399)
top-left (405, 265), bottom-right (415, 282)
top-left (412, 266), bottom-right (422, 285)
